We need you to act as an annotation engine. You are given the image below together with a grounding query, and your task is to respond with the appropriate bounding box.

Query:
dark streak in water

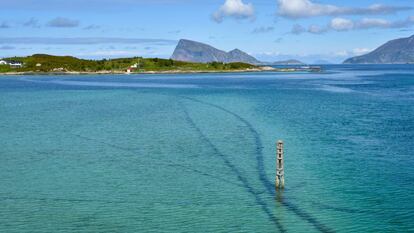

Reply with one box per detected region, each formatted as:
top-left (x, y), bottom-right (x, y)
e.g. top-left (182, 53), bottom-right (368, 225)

top-left (180, 96), bottom-right (335, 233)
top-left (180, 103), bottom-right (286, 233)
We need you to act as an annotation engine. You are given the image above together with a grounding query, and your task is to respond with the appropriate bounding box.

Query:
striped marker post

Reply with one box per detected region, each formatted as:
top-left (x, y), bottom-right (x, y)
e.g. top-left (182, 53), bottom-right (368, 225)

top-left (276, 140), bottom-right (285, 189)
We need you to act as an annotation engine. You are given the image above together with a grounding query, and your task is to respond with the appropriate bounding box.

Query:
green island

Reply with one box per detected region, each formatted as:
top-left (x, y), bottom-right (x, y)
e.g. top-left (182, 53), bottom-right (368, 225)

top-left (0, 54), bottom-right (322, 75)
top-left (0, 54), bottom-right (270, 75)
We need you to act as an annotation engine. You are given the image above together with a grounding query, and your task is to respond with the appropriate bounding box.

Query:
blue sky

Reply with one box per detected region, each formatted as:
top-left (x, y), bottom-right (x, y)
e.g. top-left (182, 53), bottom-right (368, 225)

top-left (0, 0), bottom-right (413, 63)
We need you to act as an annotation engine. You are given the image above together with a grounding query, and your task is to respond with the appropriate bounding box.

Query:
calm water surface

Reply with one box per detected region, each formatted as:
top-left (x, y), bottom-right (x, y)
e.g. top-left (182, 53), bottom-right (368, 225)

top-left (0, 65), bottom-right (413, 232)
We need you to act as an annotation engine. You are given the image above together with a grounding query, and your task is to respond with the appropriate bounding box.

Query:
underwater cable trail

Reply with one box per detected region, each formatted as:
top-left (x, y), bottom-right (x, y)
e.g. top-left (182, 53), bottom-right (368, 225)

top-left (180, 102), bottom-right (286, 233)
top-left (19, 78), bottom-right (332, 231)
top-left (179, 96), bottom-right (335, 233)
top-left (66, 90), bottom-right (287, 231)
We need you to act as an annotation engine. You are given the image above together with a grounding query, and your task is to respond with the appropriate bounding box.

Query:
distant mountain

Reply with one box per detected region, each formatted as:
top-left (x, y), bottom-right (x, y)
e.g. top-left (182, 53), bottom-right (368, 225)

top-left (171, 39), bottom-right (260, 64)
top-left (272, 59), bottom-right (305, 65)
top-left (344, 35), bottom-right (414, 64)
top-left (260, 59), bottom-right (305, 66)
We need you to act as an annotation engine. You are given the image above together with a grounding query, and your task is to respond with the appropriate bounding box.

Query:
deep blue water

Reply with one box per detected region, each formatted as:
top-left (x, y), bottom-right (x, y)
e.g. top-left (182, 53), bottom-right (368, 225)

top-left (0, 65), bottom-right (413, 232)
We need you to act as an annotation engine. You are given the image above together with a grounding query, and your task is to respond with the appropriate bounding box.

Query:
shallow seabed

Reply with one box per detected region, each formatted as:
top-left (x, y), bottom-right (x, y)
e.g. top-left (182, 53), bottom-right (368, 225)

top-left (1, 65), bottom-right (413, 232)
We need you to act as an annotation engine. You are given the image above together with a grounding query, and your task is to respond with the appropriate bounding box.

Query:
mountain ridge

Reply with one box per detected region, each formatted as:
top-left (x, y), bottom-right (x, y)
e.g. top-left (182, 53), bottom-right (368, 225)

top-left (171, 39), bottom-right (260, 64)
top-left (344, 35), bottom-right (414, 64)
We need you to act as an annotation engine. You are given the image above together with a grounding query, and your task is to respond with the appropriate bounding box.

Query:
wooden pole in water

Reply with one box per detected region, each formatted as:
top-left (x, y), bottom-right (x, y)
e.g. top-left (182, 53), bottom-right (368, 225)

top-left (276, 140), bottom-right (285, 189)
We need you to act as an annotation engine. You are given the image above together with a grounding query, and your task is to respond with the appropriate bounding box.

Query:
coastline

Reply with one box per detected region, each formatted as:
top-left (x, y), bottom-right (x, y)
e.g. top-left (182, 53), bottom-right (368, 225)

top-left (0, 66), bottom-right (321, 76)
top-left (0, 67), bottom-right (274, 76)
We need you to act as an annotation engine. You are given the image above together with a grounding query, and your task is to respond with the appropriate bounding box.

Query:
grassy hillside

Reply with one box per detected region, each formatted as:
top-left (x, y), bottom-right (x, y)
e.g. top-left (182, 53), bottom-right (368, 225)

top-left (0, 65), bottom-right (12, 73)
top-left (1, 54), bottom-right (256, 73)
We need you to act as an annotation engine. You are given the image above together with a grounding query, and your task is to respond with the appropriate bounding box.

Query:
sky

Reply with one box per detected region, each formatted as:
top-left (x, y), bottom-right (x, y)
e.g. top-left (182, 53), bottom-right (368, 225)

top-left (0, 0), bottom-right (413, 63)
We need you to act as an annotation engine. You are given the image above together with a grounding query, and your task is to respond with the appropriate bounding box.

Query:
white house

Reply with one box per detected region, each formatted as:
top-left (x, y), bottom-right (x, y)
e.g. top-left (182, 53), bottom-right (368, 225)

top-left (9, 62), bottom-right (23, 68)
top-left (0, 60), bottom-right (8, 65)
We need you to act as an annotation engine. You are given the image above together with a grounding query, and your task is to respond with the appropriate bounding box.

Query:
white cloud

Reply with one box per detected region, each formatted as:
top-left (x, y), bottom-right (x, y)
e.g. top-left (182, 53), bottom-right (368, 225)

top-left (330, 18), bottom-right (354, 31)
top-left (356, 18), bottom-right (390, 29)
top-left (212, 0), bottom-right (255, 23)
top-left (278, 0), bottom-right (339, 19)
top-left (277, 0), bottom-right (410, 19)
top-left (352, 17), bottom-right (414, 30)
top-left (292, 16), bottom-right (414, 34)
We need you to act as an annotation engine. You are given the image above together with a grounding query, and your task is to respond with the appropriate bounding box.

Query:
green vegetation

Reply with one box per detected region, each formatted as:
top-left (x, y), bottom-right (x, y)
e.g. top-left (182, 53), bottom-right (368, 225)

top-left (1, 54), bottom-right (257, 73)
top-left (0, 65), bottom-right (12, 73)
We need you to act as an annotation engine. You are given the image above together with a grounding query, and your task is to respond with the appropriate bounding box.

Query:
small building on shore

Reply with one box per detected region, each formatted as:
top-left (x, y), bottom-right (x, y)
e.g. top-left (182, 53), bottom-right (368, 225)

top-left (0, 60), bottom-right (23, 68)
top-left (126, 66), bottom-right (137, 74)
top-left (9, 62), bottom-right (23, 68)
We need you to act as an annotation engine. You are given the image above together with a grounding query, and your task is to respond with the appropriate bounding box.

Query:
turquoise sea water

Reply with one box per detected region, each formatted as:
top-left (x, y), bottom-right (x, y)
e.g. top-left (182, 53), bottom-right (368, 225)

top-left (0, 65), bottom-right (413, 232)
